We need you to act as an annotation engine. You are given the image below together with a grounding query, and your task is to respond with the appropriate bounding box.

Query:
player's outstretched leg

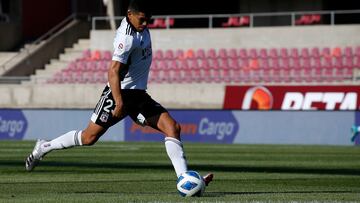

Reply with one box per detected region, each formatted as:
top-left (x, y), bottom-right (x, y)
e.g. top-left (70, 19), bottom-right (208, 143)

top-left (203, 173), bottom-right (214, 186)
top-left (25, 139), bottom-right (47, 171)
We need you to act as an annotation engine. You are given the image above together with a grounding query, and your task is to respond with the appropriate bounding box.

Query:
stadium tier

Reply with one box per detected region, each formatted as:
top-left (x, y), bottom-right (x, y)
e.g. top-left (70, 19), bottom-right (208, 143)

top-left (44, 46), bottom-right (360, 84)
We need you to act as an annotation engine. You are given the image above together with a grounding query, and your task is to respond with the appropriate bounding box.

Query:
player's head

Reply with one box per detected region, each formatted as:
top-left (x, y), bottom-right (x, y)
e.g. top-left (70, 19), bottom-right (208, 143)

top-left (127, 0), bottom-right (152, 32)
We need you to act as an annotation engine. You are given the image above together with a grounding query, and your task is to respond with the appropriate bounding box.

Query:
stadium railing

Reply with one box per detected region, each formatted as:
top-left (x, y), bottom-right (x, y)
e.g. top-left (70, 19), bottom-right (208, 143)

top-left (91, 9), bottom-right (360, 30)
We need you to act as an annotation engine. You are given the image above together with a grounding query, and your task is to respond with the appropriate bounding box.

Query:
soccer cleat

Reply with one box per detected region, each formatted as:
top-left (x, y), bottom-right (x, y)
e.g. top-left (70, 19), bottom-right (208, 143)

top-left (25, 139), bottom-right (47, 172)
top-left (203, 173), bottom-right (214, 186)
top-left (351, 125), bottom-right (359, 142)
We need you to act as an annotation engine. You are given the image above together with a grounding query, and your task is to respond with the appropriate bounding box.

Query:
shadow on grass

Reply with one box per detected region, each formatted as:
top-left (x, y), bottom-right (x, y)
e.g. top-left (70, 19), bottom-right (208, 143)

top-left (2, 160), bottom-right (360, 176)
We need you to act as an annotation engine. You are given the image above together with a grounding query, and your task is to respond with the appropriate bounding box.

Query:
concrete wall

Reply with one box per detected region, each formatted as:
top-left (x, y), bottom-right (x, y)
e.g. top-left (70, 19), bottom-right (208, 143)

top-left (91, 25), bottom-right (360, 51)
top-left (0, 84), bottom-right (225, 109)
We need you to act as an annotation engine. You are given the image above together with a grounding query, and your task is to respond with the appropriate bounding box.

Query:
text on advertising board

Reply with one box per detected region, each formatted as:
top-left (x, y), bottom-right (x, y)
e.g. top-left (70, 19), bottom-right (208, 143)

top-left (125, 111), bottom-right (239, 143)
top-left (224, 86), bottom-right (360, 110)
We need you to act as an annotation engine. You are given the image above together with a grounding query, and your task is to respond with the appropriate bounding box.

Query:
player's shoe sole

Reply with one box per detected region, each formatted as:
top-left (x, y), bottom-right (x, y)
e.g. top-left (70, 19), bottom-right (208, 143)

top-left (203, 173), bottom-right (214, 186)
top-left (25, 139), bottom-right (46, 172)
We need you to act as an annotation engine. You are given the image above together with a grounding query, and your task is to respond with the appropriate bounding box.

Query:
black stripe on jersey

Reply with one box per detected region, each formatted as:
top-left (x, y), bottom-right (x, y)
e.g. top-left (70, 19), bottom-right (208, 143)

top-left (126, 24), bottom-right (133, 35)
top-left (126, 23), bottom-right (135, 35)
top-left (126, 24), bottom-right (130, 35)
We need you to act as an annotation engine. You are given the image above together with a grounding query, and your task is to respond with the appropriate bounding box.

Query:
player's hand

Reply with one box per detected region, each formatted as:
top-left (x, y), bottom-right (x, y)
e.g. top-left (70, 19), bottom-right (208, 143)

top-left (112, 103), bottom-right (124, 119)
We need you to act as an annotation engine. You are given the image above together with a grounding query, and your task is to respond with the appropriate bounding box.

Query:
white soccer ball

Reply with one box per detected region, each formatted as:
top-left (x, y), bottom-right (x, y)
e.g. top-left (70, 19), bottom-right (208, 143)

top-left (176, 170), bottom-right (206, 197)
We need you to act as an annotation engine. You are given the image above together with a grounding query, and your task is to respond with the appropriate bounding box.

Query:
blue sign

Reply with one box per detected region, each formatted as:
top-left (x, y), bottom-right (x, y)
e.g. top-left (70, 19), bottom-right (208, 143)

top-left (125, 110), bottom-right (239, 143)
top-left (0, 110), bottom-right (28, 140)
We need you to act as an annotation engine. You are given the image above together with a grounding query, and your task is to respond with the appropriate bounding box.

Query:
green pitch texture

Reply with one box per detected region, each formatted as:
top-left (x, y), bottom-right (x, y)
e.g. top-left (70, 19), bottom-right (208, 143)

top-left (0, 141), bottom-right (360, 202)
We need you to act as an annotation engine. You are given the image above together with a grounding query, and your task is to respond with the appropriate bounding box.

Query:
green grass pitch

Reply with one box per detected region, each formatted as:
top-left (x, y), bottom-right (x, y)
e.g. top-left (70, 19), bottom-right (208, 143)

top-left (0, 141), bottom-right (360, 202)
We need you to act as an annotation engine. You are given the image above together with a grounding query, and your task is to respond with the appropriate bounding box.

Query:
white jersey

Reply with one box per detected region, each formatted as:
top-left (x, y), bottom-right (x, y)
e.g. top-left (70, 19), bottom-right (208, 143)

top-left (112, 17), bottom-right (152, 90)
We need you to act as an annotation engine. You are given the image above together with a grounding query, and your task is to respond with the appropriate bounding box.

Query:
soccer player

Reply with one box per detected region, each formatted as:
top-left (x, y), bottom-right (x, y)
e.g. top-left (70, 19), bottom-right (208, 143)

top-left (25, 0), bottom-right (213, 186)
top-left (351, 125), bottom-right (359, 143)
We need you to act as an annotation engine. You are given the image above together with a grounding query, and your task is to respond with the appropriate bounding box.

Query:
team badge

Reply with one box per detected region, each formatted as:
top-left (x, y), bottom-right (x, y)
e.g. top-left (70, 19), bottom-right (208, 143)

top-left (100, 112), bottom-right (109, 122)
top-left (118, 43), bottom-right (123, 49)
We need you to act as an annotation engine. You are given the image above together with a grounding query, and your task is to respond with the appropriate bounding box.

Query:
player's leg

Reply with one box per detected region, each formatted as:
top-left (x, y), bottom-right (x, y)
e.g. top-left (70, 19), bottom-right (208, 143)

top-left (25, 85), bottom-right (123, 171)
top-left (146, 112), bottom-right (213, 185)
top-left (25, 122), bottom-right (107, 172)
top-left (146, 112), bottom-right (187, 177)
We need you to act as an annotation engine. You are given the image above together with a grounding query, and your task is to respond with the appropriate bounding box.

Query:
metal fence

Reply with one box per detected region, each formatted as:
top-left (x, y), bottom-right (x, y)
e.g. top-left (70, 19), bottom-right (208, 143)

top-left (92, 9), bottom-right (360, 30)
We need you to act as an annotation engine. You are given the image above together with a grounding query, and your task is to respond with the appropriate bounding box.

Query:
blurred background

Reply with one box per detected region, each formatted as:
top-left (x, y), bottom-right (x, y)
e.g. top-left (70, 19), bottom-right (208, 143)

top-left (1, 0), bottom-right (360, 145)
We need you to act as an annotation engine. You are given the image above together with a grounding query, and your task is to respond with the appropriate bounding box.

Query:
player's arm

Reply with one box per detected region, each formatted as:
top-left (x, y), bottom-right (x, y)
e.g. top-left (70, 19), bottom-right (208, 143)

top-left (108, 60), bottom-right (124, 118)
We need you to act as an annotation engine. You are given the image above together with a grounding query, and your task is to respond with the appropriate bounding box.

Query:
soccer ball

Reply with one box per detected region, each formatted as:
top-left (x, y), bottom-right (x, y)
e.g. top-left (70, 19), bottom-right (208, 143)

top-left (176, 170), bottom-right (205, 197)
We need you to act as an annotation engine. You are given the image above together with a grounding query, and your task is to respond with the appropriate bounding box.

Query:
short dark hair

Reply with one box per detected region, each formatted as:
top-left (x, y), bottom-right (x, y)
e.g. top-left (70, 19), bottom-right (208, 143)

top-left (128, 0), bottom-right (152, 16)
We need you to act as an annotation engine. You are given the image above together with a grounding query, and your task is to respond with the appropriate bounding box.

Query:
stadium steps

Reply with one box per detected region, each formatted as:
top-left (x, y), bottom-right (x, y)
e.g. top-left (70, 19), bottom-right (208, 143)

top-left (0, 52), bottom-right (17, 67)
top-left (22, 39), bottom-right (90, 84)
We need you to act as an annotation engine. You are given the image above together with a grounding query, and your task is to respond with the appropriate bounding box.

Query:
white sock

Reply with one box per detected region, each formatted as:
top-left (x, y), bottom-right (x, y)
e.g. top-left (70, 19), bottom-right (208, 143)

top-left (165, 137), bottom-right (188, 177)
top-left (41, 130), bottom-right (83, 154)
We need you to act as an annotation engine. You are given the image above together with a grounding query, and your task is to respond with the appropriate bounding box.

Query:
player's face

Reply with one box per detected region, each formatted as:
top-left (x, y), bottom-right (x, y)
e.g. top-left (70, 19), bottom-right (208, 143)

top-left (128, 11), bottom-right (151, 32)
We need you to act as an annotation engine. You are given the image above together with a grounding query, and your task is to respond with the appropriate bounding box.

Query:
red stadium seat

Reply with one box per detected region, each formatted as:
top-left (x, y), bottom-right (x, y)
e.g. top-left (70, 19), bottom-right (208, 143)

top-left (148, 18), bottom-right (166, 28)
top-left (238, 48), bottom-right (248, 59)
top-left (196, 49), bottom-right (206, 59)
top-left (239, 16), bottom-right (250, 26)
top-left (228, 49), bottom-right (238, 59)
top-left (218, 49), bottom-right (228, 59)
top-left (344, 47), bottom-right (353, 58)
top-left (206, 49), bottom-right (217, 59)
top-left (269, 48), bottom-right (278, 59)
top-left (300, 48), bottom-right (310, 59)
top-left (164, 49), bottom-right (175, 60)
top-left (280, 48), bottom-right (288, 59)
top-left (311, 47), bottom-right (320, 59)
top-left (222, 16), bottom-right (240, 27)
top-left (249, 48), bottom-right (258, 59)
top-left (153, 50), bottom-right (164, 60)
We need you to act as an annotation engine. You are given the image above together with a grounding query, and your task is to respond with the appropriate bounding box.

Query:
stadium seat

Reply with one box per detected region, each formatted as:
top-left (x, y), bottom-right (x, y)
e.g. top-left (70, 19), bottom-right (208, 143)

top-left (148, 18), bottom-right (166, 28)
top-left (178, 60), bottom-right (189, 70)
top-left (184, 49), bottom-right (195, 59)
top-left (158, 60), bottom-right (168, 70)
top-left (355, 46), bottom-right (360, 57)
top-left (300, 48), bottom-right (310, 59)
top-left (321, 47), bottom-right (331, 58)
top-left (295, 14), bottom-right (320, 25)
top-left (290, 48), bottom-right (299, 59)
top-left (249, 48), bottom-right (258, 59)
top-left (82, 49), bottom-right (91, 60)
top-left (311, 47), bottom-right (320, 59)
top-left (175, 49), bottom-right (185, 60)
top-left (199, 58), bottom-right (210, 70)
top-left (228, 48), bottom-right (238, 59)
top-left (239, 16), bottom-right (250, 26)
top-left (218, 48), bottom-right (228, 59)
top-left (206, 49), bottom-right (217, 59)
top-left (229, 58), bottom-right (239, 70)
top-left (238, 48), bottom-right (248, 59)
top-left (280, 48), bottom-right (288, 59)
top-left (102, 50), bottom-right (112, 60)
top-left (222, 16), bottom-right (240, 27)
top-left (164, 49), bottom-right (175, 60)
top-left (344, 47), bottom-right (353, 58)
top-left (295, 15), bottom-right (311, 25)
top-left (195, 49), bottom-right (206, 59)
top-left (154, 50), bottom-right (164, 60)
top-left (91, 50), bottom-right (102, 61)
top-left (168, 60), bottom-right (178, 70)
top-left (269, 48), bottom-right (278, 59)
